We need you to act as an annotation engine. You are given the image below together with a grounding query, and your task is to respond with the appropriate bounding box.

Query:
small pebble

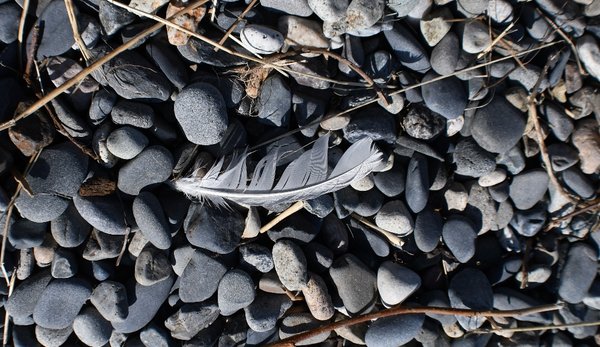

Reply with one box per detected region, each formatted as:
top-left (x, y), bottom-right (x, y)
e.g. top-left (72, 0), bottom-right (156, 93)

top-left (442, 215), bottom-right (477, 263)
top-left (509, 169), bottom-right (549, 210)
top-left (377, 261), bottom-right (421, 306)
top-left (134, 246), bottom-right (172, 286)
top-left (375, 200), bottom-right (414, 236)
top-left (132, 192), bottom-right (171, 250)
top-left (414, 209), bottom-right (443, 252)
top-left (559, 243), bottom-right (598, 304)
top-left (90, 281), bottom-right (128, 322)
top-left (302, 273), bottom-right (335, 321)
top-left (218, 269), bottom-right (256, 316)
top-left (117, 145), bottom-right (174, 195)
top-left (106, 126), bottom-right (149, 160)
top-left (329, 254), bottom-right (377, 315)
top-left (179, 250), bottom-right (227, 303)
top-left (448, 268), bottom-right (493, 330)
top-left (365, 314), bottom-right (425, 347)
top-left (471, 97), bottom-right (526, 154)
top-left (240, 24), bottom-right (284, 55)
top-left (33, 278), bottom-right (92, 329)
top-left (111, 101), bottom-right (155, 129)
top-left (272, 239), bottom-right (309, 291)
top-left (73, 306), bottom-right (113, 347)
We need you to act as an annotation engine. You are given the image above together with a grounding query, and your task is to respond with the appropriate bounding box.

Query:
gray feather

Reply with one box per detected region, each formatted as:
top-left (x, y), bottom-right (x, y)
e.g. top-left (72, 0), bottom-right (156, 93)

top-left (174, 135), bottom-right (385, 206)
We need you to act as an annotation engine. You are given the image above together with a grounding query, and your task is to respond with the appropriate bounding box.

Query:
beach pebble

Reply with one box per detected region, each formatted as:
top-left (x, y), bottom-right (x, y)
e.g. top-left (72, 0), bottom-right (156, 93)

top-left (365, 314), bottom-right (425, 347)
top-left (218, 269), bottom-right (256, 316)
top-left (184, 203), bottom-right (244, 254)
top-left (443, 215), bottom-right (477, 263)
top-left (73, 194), bottom-right (127, 235)
top-left (179, 250), bottom-right (227, 303)
top-left (244, 293), bottom-right (293, 332)
top-left (132, 192), bottom-right (171, 250)
top-left (420, 7), bottom-right (452, 46)
top-left (448, 268), bottom-right (493, 330)
top-left (302, 273), bottom-right (335, 320)
top-left (414, 209), bottom-right (443, 252)
top-left (90, 281), bottom-right (128, 322)
top-left (240, 244), bottom-right (274, 273)
top-left (272, 239), bottom-right (308, 291)
top-left (402, 104), bottom-right (446, 140)
top-left (329, 254), bottom-right (377, 315)
top-left (165, 302), bottom-right (220, 340)
top-left (471, 97), bottom-right (526, 154)
top-left (106, 126), bottom-right (148, 160)
top-left (111, 101), bottom-right (155, 129)
top-left (384, 24), bottom-right (431, 73)
top-left (241, 25), bottom-right (284, 55)
top-left (33, 278), bottom-right (92, 329)
top-left (34, 0), bottom-right (74, 59)
top-left (578, 35), bottom-right (600, 81)
top-left (559, 243), bottom-right (598, 303)
top-left (375, 200), bottom-right (414, 236)
top-left (377, 261), bottom-right (421, 306)
top-left (462, 20), bottom-right (491, 53)
top-left (112, 275), bottom-right (174, 333)
top-left (454, 138), bottom-right (496, 178)
top-left (98, 0), bottom-right (135, 36)
top-left (421, 72), bottom-right (467, 120)
top-left (509, 169), bottom-right (549, 210)
top-left (134, 246), bottom-right (172, 286)
top-left (262, 0), bottom-right (313, 16)
top-left (405, 154), bottom-right (429, 213)
top-left (73, 306), bottom-right (112, 347)
top-left (117, 145), bottom-right (174, 195)
top-left (175, 82), bottom-right (228, 145)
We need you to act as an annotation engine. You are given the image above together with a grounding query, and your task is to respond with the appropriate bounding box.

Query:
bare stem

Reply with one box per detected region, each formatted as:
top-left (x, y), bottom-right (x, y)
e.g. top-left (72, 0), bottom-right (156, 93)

top-left (215, 0), bottom-right (258, 50)
top-left (265, 304), bottom-right (562, 347)
top-left (259, 201), bottom-right (304, 233)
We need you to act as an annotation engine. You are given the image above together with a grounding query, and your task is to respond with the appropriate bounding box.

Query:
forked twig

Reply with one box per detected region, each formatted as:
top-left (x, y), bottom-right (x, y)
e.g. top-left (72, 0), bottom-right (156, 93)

top-left (0, 0), bottom-right (209, 132)
top-left (265, 304), bottom-right (562, 347)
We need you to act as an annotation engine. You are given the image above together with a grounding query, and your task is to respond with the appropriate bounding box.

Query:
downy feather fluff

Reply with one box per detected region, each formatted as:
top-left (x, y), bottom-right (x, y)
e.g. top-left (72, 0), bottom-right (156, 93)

top-left (174, 134), bottom-right (385, 206)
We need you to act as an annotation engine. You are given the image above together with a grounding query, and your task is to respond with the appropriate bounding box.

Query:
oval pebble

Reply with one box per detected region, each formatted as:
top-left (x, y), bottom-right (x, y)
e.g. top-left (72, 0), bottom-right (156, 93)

top-left (448, 268), bottom-right (493, 330)
top-left (240, 24), bottom-right (284, 55)
top-left (272, 239), bottom-right (308, 291)
top-left (377, 261), bottom-right (421, 306)
top-left (218, 269), bottom-right (256, 316)
top-left (179, 250), bottom-right (227, 303)
top-left (375, 200), bottom-right (414, 236)
top-left (174, 82), bottom-right (229, 145)
top-left (471, 97), bottom-right (526, 154)
top-left (329, 254), bottom-right (377, 315)
top-left (117, 145), bottom-right (174, 196)
top-left (509, 169), bottom-right (549, 210)
top-left (33, 278), bottom-right (92, 329)
top-left (73, 306), bottom-right (112, 347)
top-left (414, 209), bottom-right (443, 252)
top-left (365, 314), bottom-right (425, 347)
top-left (442, 215), bottom-right (477, 263)
top-left (302, 273), bottom-right (335, 321)
top-left (558, 243), bottom-right (598, 304)
top-left (106, 126), bottom-right (148, 160)
top-left (132, 191), bottom-right (171, 250)
top-left (421, 72), bottom-right (467, 120)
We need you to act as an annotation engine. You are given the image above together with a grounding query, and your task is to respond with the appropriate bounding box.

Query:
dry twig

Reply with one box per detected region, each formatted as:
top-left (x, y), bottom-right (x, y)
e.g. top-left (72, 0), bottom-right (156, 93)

top-left (473, 320), bottom-right (600, 334)
top-left (544, 198), bottom-right (600, 232)
top-left (265, 304), bottom-right (562, 347)
top-left (17, 0), bottom-right (30, 71)
top-left (64, 0), bottom-right (92, 62)
top-left (215, 0), bottom-right (258, 50)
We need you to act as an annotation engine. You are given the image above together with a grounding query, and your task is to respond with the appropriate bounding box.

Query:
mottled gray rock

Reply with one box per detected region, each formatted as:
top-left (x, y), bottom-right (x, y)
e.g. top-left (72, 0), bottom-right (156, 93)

top-left (90, 281), bottom-right (128, 322)
top-left (165, 302), bottom-right (220, 340)
top-left (174, 82), bottom-right (229, 145)
top-left (443, 215), bottom-right (477, 263)
top-left (184, 203), bottom-right (244, 254)
top-left (329, 254), bottom-right (377, 315)
top-left (245, 293), bottom-right (293, 332)
top-left (302, 273), bottom-right (334, 321)
top-left (448, 268), bottom-right (493, 330)
top-left (106, 126), bottom-right (148, 159)
top-left (218, 269), bottom-right (256, 316)
top-left (272, 240), bottom-right (308, 291)
top-left (375, 200), bottom-right (414, 236)
top-left (134, 246), bottom-right (172, 286)
top-left (453, 138), bottom-right (496, 178)
top-left (179, 250), bottom-right (227, 303)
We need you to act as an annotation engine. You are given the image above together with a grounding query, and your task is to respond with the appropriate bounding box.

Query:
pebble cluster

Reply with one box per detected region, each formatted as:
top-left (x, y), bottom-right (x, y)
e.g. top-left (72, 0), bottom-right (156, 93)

top-left (0, 0), bottom-right (599, 346)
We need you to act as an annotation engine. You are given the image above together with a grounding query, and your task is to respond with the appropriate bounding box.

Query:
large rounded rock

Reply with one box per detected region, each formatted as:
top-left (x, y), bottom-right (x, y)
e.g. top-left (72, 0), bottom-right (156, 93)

top-left (179, 250), bottom-right (227, 303)
top-left (174, 82), bottom-right (228, 145)
top-left (15, 142), bottom-right (88, 223)
top-left (329, 254), bottom-right (377, 315)
top-left (421, 72), bottom-right (467, 119)
top-left (117, 145), bottom-right (174, 195)
top-left (471, 97), bottom-right (526, 154)
top-left (448, 268), bottom-right (493, 330)
top-left (509, 169), bottom-right (549, 210)
top-left (33, 278), bottom-right (92, 329)
top-left (558, 243), bottom-right (598, 304)
top-left (73, 306), bottom-right (112, 347)
top-left (217, 269), bottom-right (256, 316)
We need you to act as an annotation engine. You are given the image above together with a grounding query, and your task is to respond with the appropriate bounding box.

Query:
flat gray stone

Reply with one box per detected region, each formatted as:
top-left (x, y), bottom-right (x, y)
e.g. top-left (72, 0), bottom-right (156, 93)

top-left (33, 278), bottom-right (92, 329)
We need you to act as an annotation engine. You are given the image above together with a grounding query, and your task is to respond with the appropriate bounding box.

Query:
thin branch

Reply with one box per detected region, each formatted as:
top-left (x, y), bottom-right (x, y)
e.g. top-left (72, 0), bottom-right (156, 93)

top-left (250, 40), bottom-right (564, 151)
top-left (527, 58), bottom-right (578, 205)
top-left (0, 0), bottom-right (209, 132)
top-left (259, 201), bottom-right (304, 234)
top-left (64, 0), bottom-right (92, 63)
top-left (477, 22), bottom-right (516, 60)
top-left (17, 0), bottom-right (30, 72)
top-left (537, 9), bottom-right (586, 76)
top-left (351, 214), bottom-right (404, 248)
top-left (472, 320), bottom-right (600, 334)
top-left (544, 198), bottom-right (600, 231)
top-left (215, 0), bottom-right (258, 50)
top-left (265, 304), bottom-right (562, 347)
top-left (2, 270), bottom-right (16, 347)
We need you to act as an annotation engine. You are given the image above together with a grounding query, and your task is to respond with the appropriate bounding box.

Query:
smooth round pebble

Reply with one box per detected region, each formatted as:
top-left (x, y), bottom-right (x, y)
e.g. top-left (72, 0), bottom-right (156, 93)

top-left (365, 314), bottom-right (425, 347)
top-left (414, 209), bottom-right (443, 252)
top-left (134, 246), bottom-right (172, 286)
top-left (218, 269), bottom-right (256, 316)
top-left (509, 169), bottom-right (549, 210)
top-left (302, 273), bottom-right (335, 321)
top-left (421, 72), bottom-right (467, 119)
top-left (442, 215), bottom-right (477, 263)
top-left (558, 243), bottom-right (598, 304)
top-left (240, 24), bottom-right (284, 55)
top-left (174, 82), bottom-right (229, 145)
top-left (179, 250), bottom-right (227, 303)
top-left (90, 281), bottom-right (128, 322)
top-left (471, 97), bottom-right (526, 154)
top-left (377, 261), bottom-right (421, 306)
top-left (272, 239), bottom-right (308, 291)
top-left (106, 126), bottom-right (148, 160)
top-left (73, 306), bottom-right (113, 347)
top-left (117, 145), bottom-right (174, 195)
top-left (375, 200), bottom-right (414, 236)
top-left (329, 254), bottom-right (377, 315)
